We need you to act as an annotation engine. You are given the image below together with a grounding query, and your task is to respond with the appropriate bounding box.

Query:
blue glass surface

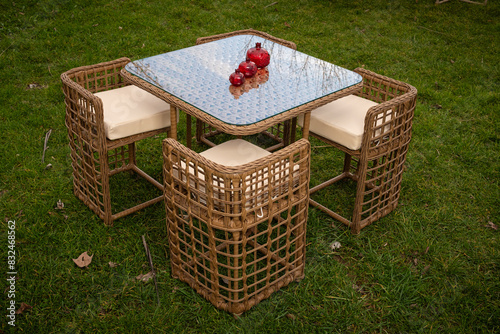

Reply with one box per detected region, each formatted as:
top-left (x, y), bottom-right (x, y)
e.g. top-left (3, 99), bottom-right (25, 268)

top-left (125, 35), bottom-right (362, 126)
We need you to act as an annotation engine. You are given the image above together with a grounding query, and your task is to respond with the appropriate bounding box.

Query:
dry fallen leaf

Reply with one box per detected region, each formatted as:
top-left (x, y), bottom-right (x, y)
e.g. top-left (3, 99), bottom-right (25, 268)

top-left (73, 252), bottom-right (93, 268)
top-left (487, 222), bottom-right (498, 230)
top-left (108, 262), bottom-right (118, 268)
top-left (136, 271), bottom-right (154, 282)
top-left (421, 265), bottom-right (430, 276)
top-left (15, 302), bottom-right (33, 314)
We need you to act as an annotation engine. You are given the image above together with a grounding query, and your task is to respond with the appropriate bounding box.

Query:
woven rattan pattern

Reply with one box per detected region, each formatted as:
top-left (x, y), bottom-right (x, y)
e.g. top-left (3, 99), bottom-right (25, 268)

top-left (61, 58), bottom-right (169, 225)
top-left (163, 138), bottom-right (310, 315)
top-left (309, 68), bottom-right (417, 234)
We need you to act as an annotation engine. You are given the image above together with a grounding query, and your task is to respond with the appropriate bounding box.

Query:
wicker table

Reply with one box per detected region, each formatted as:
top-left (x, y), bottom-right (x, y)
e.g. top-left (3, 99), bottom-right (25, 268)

top-left (121, 34), bottom-right (362, 146)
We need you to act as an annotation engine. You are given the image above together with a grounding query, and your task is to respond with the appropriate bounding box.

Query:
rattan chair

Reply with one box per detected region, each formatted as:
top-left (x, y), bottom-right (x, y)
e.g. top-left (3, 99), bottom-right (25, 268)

top-left (163, 137), bottom-right (310, 315)
top-left (61, 57), bottom-right (174, 226)
top-left (298, 68), bottom-right (417, 234)
top-left (192, 29), bottom-right (297, 152)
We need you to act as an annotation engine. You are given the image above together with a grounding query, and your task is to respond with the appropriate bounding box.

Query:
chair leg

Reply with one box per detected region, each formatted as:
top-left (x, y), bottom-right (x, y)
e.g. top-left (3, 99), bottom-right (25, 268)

top-left (350, 158), bottom-right (368, 234)
top-left (343, 152), bottom-right (352, 174)
top-left (128, 142), bottom-right (137, 167)
top-left (101, 163), bottom-right (113, 226)
top-left (294, 199), bottom-right (307, 282)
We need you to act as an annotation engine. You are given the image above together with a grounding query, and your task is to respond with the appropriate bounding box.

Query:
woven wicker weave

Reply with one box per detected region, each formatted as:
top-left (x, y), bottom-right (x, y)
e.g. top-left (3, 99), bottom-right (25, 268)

top-left (61, 58), bottom-right (170, 225)
top-left (308, 68), bottom-right (418, 234)
top-left (193, 29), bottom-right (297, 151)
top-left (163, 138), bottom-right (310, 314)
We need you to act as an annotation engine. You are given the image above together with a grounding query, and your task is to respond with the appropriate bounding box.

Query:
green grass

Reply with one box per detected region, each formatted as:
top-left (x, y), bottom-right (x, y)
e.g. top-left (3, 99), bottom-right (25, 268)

top-left (1, 0), bottom-right (499, 332)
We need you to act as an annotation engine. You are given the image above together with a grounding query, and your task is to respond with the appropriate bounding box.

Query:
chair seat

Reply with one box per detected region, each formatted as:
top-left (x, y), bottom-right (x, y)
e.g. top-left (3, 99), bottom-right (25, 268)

top-left (95, 85), bottom-right (171, 140)
top-left (172, 139), bottom-right (299, 212)
top-left (298, 95), bottom-right (379, 150)
top-left (199, 139), bottom-right (271, 165)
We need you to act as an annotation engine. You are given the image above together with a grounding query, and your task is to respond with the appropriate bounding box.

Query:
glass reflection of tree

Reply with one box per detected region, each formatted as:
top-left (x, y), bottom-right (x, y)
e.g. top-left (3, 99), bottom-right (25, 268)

top-left (128, 60), bottom-right (160, 86)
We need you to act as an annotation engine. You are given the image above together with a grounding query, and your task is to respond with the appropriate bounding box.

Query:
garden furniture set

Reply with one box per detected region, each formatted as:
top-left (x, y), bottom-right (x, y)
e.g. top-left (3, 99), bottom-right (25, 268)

top-left (61, 29), bottom-right (417, 314)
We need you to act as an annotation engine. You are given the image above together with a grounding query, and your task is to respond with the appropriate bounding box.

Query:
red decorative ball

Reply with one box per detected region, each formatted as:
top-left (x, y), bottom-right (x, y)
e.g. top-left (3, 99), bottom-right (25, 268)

top-left (229, 69), bottom-right (245, 86)
top-left (247, 42), bottom-right (270, 69)
top-left (238, 57), bottom-right (258, 78)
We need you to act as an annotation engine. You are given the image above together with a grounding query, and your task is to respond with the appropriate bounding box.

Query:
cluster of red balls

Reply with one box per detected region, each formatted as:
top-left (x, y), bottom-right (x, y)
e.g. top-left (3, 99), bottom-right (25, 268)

top-left (229, 43), bottom-right (270, 86)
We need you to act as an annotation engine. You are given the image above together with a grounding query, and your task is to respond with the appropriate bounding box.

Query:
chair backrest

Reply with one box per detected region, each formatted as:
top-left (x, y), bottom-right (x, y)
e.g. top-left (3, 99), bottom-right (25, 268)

top-left (163, 138), bottom-right (310, 229)
top-left (352, 69), bottom-right (417, 226)
top-left (61, 57), bottom-right (130, 94)
top-left (196, 29), bottom-right (297, 50)
top-left (61, 58), bottom-right (131, 148)
top-left (354, 68), bottom-right (418, 157)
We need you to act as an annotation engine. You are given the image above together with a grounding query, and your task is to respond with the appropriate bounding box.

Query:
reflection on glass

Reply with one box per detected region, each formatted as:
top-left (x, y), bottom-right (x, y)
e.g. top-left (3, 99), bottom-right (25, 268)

top-left (125, 35), bottom-right (362, 126)
top-left (229, 68), bottom-right (269, 99)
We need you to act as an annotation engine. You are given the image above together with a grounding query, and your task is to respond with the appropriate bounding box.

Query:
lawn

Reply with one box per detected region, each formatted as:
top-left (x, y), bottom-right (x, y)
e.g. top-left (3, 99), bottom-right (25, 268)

top-left (0, 0), bottom-right (499, 332)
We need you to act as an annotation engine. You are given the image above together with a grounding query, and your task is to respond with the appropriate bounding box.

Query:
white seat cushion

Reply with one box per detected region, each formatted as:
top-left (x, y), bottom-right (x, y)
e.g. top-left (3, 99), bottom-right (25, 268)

top-left (172, 140), bottom-right (300, 213)
top-left (297, 95), bottom-right (380, 150)
top-left (95, 85), bottom-right (172, 140)
top-left (199, 139), bottom-right (271, 166)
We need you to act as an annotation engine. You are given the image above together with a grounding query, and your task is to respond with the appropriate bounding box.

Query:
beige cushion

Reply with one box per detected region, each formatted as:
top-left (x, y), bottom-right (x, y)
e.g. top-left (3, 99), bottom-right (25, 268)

top-left (172, 140), bottom-right (299, 213)
top-left (95, 85), bottom-right (172, 140)
top-left (297, 95), bottom-right (380, 150)
top-left (199, 139), bottom-right (271, 166)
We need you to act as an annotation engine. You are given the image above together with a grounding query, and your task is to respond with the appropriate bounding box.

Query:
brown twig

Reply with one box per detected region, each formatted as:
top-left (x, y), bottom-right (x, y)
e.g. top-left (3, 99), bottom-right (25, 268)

top-left (142, 234), bottom-right (160, 306)
top-left (264, 1), bottom-right (278, 8)
top-left (460, 0), bottom-right (487, 4)
top-left (42, 129), bottom-right (52, 163)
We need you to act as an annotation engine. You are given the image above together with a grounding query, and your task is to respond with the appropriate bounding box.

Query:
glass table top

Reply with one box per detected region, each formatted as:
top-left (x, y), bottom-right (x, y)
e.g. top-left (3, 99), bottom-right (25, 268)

top-left (125, 35), bottom-right (362, 126)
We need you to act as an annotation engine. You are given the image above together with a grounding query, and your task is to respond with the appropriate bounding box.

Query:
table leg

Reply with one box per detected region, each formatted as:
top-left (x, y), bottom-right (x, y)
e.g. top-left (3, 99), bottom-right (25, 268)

top-left (170, 105), bottom-right (177, 141)
top-left (283, 120), bottom-right (290, 147)
top-left (302, 112), bottom-right (311, 140)
top-left (186, 114), bottom-right (192, 148)
top-left (290, 117), bottom-right (297, 144)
